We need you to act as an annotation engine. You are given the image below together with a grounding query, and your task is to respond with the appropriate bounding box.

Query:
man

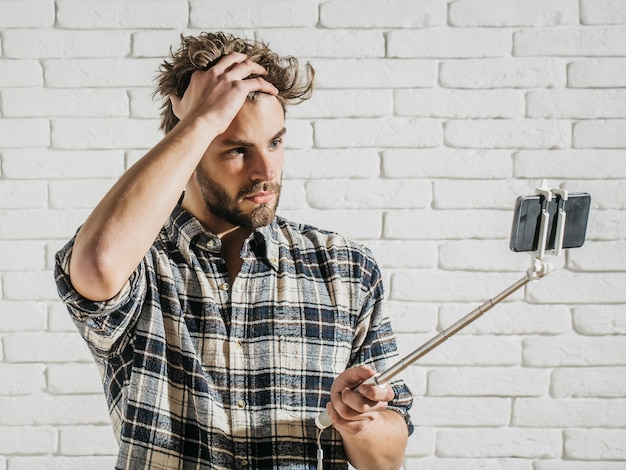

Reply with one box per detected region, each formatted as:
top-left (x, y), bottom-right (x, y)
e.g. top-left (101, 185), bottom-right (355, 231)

top-left (55, 32), bottom-right (413, 469)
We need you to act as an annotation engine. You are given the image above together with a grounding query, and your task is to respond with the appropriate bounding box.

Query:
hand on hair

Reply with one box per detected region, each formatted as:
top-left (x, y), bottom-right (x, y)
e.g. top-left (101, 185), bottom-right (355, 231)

top-left (169, 51), bottom-right (278, 135)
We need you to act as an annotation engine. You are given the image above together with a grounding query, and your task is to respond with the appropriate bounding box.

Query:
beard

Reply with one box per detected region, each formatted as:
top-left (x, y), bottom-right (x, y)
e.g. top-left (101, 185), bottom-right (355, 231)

top-left (195, 167), bottom-right (281, 230)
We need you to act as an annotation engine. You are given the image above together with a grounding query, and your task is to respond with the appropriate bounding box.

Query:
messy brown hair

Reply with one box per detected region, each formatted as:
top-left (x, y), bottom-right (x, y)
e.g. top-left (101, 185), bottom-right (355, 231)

top-left (155, 32), bottom-right (315, 134)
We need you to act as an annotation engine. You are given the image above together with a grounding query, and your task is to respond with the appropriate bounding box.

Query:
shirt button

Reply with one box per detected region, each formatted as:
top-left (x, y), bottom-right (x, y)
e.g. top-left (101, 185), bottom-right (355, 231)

top-left (236, 399), bottom-right (246, 409)
top-left (239, 458), bottom-right (249, 468)
top-left (236, 340), bottom-right (243, 349)
top-left (219, 282), bottom-right (230, 291)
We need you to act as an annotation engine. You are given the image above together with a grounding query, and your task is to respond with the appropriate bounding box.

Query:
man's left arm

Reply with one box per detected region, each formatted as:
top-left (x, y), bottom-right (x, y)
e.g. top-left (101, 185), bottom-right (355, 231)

top-left (326, 364), bottom-right (409, 470)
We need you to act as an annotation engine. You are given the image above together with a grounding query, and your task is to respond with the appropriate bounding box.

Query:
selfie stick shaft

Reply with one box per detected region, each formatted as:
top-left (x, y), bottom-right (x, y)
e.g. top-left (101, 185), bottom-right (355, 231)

top-left (315, 262), bottom-right (550, 430)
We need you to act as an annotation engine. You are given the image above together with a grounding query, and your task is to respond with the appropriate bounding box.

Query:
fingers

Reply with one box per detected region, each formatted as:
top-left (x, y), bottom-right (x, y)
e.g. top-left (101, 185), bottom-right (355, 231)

top-left (328, 364), bottom-right (395, 426)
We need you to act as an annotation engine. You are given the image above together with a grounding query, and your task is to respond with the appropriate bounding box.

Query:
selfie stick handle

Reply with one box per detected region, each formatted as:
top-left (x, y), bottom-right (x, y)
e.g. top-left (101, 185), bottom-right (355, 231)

top-left (316, 183), bottom-right (568, 431)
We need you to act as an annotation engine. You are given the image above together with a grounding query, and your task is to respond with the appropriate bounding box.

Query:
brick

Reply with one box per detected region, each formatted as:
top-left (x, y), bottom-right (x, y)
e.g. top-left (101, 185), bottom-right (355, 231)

top-left (527, 90), bottom-right (626, 118)
top-left (386, 301), bottom-right (438, 333)
top-left (391, 270), bottom-right (525, 302)
top-left (410, 397), bottom-right (510, 426)
top-left (8, 457), bottom-right (118, 470)
top-left (0, 301), bottom-right (47, 332)
top-left (3, 30), bottom-right (130, 59)
top-left (581, 0), bottom-right (626, 24)
top-left (311, 59), bottom-right (437, 88)
top-left (585, 210), bottom-right (626, 240)
top-left (574, 119), bottom-right (626, 148)
top-left (405, 458), bottom-right (532, 469)
top-left (568, 241), bottom-right (626, 271)
top-left (48, 302), bottom-right (77, 332)
top-left (57, 0), bottom-right (188, 29)
top-left (283, 149), bottom-right (380, 179)
top-left (513, 398), bottom-right (626, 427)
top-left (382, 149), bottom-right (512, 179)
top-left (0, 241), bottom-right (46, 270)
top-left (440, 59), bottom-right (565, 88)
top-left (439, 302), bottom-right (572, 335)
top-left (0, 60), bottom-right (43, 87)
top-left (529, 271), bottom-right (626, 304)
top-left (535, 462), bottom-right (626, 470)
top-left (388, 29), bottom-right (511, 58)
top-left (278, 180), bottom-right (306, 210)
top-left (524, 336), bottom-right (626, 366)
top-left (0, 119), bottom-right (49, 148)
top-left (47, 364), bottom-right (103, 395)
top-left (191, 0), bottom-right (317, 28)
top-left (569, 59), bottom-right (626, 87)
top-left (0, 394), bottom-right (109, 425)
top-left (564, 429), bottom-right (626, 460)
top-left (48, 179), bottom-right (117, 209)
top-left (2, 271), bottom-right (61, 301)
top-left (514, 150), bottom-right (626, 179)
top-left (321, 0), bottom-right (445, 27)
top-left (2, 88), bottom-right (128, 118)
top-left (280, 209), bottom-right (382, 240)
top-left (0, 181), bottom-right (47, 209)
top-left (552, 367), bottom-right (626, 398)
top-left (288, 89), bottom-right (393, 119)
top-left (254, 29), bottom-right (384, 58)
top-left (0, 209), bottom-right (89, 241)
top-left (0, 0), bottom-right (54, 28)
top-left (428, 367), bottom-right (548, 396)
top-left (52, 118), bottom-right (162, 150)
top-left (449, 0), bottom-right (579, 26)
top-left (132, 30), bottom-right (193, 58)
top-left (437, 428), bottom-right (561, 458)
top-left (365, 240), bottom-right (436, 269)
top-left (432, 179), bottom-right (536, 209)
top-left (572, 305), bottom-right (626, 335)
top-left (129, 88), bottom-right (161, 119)
top-left (44, 58), bottom-right (161, 87)
top-left (562, 180), bottom-right (626, 210)
top-left (3, 332), bottom-right (92, 362)
top-left (396, 89), bottom-right (524, 118)
top-left (284, 119), bottom-right (313, 150)
top-left (385, 209), bottom-right (513, 239)
top-left (0, 364), bottom-right (46, 395)
top-left (445, 119), bottom-right (570, 149)
top-left (314, 118), bottom-right (441, 148)
top-left (1, 150), bottom-right (125, 179)
top-left (438, 239), bottom-right (539, 272)
top-left (514, 27), bottom-right (626, 56)
top-left (307, 179), bottom-right (431, 209)
top-left (59, 426), bottom-right (117, 455)
top-left (0, 426), bottom-right (57, 454)
top-left (404, 428), bottom-right (436, 458)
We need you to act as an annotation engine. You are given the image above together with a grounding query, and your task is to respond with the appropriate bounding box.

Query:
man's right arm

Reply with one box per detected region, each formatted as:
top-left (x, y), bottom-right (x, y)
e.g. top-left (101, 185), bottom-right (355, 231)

top-left (68, 52), bottom-right (278, 301)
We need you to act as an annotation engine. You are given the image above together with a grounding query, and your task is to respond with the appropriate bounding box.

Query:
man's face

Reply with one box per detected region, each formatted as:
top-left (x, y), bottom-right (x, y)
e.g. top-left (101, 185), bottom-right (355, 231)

top-left (194, 94), bottom-right (286, 232)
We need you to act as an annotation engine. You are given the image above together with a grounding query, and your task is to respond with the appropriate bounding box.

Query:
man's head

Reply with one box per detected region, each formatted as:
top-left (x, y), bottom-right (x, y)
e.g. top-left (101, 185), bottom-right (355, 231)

top-left (155, 31), bottom-right (314, 134)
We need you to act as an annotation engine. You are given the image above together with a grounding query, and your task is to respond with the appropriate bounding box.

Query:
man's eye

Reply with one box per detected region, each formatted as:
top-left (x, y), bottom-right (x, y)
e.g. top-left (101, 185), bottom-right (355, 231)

top-left (227, 148), bottom-right (246, 156)
top-left (270, 138), bottom-right (283, 149)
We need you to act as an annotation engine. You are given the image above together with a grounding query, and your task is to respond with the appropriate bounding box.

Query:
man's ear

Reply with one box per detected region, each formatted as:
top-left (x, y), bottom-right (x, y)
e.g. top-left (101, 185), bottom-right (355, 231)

top-left (170, 93), bottom-right (183, 120)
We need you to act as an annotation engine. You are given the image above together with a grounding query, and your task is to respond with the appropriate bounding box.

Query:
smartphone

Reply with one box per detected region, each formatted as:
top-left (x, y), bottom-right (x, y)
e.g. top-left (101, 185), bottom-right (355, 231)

top-left (509, 192), bottom-right (591, 253)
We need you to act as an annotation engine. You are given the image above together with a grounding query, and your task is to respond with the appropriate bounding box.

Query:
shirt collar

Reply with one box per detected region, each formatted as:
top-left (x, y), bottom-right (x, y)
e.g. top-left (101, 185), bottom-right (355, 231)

top-left (164, 205), bottom-right (280, 270)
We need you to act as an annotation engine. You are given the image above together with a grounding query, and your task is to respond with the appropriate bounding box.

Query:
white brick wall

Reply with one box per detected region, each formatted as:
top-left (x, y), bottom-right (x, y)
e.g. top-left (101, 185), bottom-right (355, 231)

top-left (0, 0), bottom-right (624, 468)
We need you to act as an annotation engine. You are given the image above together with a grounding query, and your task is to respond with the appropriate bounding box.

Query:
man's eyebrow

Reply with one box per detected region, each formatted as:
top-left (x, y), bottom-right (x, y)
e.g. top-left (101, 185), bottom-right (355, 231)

top-left (220, 128), bottom-right (287, 147)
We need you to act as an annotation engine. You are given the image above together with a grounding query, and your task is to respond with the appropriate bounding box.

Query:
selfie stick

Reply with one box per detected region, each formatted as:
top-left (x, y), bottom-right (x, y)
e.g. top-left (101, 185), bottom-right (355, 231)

top-left (315, 184), bottom-right (568, 430)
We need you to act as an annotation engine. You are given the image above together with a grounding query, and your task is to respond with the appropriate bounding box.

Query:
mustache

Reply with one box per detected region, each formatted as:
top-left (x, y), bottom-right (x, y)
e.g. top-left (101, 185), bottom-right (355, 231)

top-left (238, 181), bottom-right (281, 198)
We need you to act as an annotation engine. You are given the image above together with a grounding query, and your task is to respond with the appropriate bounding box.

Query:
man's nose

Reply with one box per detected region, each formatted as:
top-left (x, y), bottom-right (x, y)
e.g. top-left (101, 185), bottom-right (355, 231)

top-left (250, 150), bottom-right (277, 182)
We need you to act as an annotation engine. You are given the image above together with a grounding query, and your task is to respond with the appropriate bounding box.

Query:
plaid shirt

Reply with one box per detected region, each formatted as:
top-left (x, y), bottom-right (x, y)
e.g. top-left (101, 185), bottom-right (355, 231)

top-left (55, 206), bottom-right (413, 470)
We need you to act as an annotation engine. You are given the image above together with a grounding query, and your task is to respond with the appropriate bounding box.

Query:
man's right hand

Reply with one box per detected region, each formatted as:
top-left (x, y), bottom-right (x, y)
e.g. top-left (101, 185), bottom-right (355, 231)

top-left (169, 51), bottom-right (279, 136)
